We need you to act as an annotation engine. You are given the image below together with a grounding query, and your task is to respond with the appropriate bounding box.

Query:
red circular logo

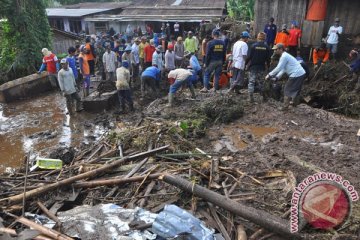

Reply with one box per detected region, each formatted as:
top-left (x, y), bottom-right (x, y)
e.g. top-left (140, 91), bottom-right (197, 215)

top-left (301, 182), bottom-right (350, 230)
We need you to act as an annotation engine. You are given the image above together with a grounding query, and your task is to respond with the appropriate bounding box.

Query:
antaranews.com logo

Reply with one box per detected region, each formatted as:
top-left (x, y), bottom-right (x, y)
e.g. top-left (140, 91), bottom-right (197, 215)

top-left (290, 172), bottom-right (359, 233)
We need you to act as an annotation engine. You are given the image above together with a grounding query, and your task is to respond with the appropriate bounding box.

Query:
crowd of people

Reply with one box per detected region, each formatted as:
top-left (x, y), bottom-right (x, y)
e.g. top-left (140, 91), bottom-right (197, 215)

top-left (37, 18), bottom-right (360, 115)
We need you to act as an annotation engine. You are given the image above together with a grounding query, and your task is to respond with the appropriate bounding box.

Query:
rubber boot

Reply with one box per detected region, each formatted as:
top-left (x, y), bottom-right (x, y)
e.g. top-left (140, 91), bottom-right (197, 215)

top-left (75, 101), bottom-right (83, 112)
top-left (280, 96), bottom-right (291, 111)
top-left (167, 93), bottom-right (174, 107)
top-left (190, 86), bottom-right (196, 99)
top-left (248, 93), bottom-right (254, 103)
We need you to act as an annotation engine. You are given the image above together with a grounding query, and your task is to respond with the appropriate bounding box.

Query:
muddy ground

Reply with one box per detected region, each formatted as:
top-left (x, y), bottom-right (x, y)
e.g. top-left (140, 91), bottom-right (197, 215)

top-left (0, 70), bottom-right (360, 239)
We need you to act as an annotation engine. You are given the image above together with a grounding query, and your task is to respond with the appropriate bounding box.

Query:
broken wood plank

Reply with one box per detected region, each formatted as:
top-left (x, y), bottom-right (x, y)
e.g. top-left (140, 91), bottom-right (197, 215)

top-left (1, 146), bottom-right (169, 205)
top-left (6, 212), bottom-right (73, 240)
top-left (138, 181), bottom-right (156, 207)
top-left (37, 201), bottom-right (61, 226)
top-left (161, 174), bottom-right (303, 239)
top-left (208, 203), bottom-right (231, 240)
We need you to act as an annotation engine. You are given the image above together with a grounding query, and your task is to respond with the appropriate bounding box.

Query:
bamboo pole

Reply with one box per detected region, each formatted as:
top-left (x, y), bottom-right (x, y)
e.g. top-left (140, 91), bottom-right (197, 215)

top-left (161, 174), bottom-right (303, 239)
top-left (72, 173), bottom-right (162, 188)
top-left (0, 145), bottom-right (169, 205)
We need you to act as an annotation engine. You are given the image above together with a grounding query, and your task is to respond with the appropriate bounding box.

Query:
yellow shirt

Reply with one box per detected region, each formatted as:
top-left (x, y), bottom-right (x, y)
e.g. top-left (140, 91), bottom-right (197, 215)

top-left (139, 42), bottom-right (147, 59)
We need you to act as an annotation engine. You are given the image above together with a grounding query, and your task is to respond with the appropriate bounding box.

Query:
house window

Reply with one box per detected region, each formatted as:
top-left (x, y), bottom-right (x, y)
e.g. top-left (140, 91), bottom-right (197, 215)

top-left (49, 18), bottom-right (64, 31)
top-left (69, 20), bottom-right (82, 33)
top-left (94, 22), bottom-right (108, 33)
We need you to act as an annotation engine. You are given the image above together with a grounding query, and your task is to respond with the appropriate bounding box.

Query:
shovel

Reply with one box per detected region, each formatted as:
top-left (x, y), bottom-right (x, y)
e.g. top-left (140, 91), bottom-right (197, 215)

top-left (309, 64), bottom-right (323, 82)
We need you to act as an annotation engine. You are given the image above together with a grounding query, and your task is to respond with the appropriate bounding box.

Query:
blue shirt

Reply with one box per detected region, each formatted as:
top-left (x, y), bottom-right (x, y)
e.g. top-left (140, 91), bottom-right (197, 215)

top-left (190, 55), bottom-right (201, 72)
top-left (66, 56), bottom-right (78, 79)
top-left (206, 39), bottom-right (225, 66)
top-left (113, 44), bottom-right (126, 62)
top-left (264, 23), bottom-right (277, 45)
top-left (142, 66), bottom-right (161, 81)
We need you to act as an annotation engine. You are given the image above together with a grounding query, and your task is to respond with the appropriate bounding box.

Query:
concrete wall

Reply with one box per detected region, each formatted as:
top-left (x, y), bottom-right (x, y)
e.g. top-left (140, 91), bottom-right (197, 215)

top-left (0, 73), bottom-right (58, 103)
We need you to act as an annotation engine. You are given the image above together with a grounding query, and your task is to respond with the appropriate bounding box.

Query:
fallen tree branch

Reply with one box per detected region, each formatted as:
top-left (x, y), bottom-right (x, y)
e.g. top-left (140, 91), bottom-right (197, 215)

top-left (161, 174), bottom-right (303, 239)
top-left (0, 146), bottom-right (169, 205)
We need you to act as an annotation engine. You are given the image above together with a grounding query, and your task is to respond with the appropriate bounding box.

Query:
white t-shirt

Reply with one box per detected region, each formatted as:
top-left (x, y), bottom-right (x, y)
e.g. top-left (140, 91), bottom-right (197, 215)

top-left (327, 26), bottom-right (343, 44)
top-left (174, 23), bottom-right (179, 32)
top-left (232, 40), bottom-right (248, 70)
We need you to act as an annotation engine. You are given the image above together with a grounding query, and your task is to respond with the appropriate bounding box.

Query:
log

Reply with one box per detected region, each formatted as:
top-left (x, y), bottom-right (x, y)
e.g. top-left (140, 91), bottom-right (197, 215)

top-left (161, 174), bottom-right (303, 239)
top-left (7, 213), bottom-right (73, 240)
top-left (72, 173), bottom-right (162, 188)
top-left (0, 145), bottom-right (169, 205)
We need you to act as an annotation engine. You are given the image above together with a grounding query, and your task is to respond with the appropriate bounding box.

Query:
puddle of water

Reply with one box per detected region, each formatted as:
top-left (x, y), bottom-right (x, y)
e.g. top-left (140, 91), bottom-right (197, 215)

top-left (0, 92), bottom-right (105, 172)
top-left (210, 124), bottom-right (278, 152)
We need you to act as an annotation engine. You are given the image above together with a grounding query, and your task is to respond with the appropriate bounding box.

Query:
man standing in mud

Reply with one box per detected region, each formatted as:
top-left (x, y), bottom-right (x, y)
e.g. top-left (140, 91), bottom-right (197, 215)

top-left (200, 29), bottom-right (226, 92)
top-left (58, 59), bottom-right (83, 115)
top-left (265, 43), bottom-right (306, 111)
top-left (246, 32), bottom-right (271, 102)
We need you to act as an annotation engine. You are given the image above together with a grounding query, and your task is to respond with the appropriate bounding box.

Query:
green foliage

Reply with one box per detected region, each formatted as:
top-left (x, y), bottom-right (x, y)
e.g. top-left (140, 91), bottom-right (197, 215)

top-left (0, 0), bottom-right (51, 83)
top-left (227, 0), bottom-right (255, 21)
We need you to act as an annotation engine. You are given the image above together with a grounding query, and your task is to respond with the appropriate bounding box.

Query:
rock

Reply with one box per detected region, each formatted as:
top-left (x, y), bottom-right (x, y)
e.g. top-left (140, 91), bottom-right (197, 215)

top-left (48, 147), bottom-right (75, 164)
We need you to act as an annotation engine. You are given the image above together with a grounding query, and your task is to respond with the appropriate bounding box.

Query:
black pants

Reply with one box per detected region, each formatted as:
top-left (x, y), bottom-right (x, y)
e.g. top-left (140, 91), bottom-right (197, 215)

top-left (88, 59), bottom-right (95, 75)
top-left (144, 61), bottom-right (152, 69)
top-left (118, 89), bottom-right (134, 111)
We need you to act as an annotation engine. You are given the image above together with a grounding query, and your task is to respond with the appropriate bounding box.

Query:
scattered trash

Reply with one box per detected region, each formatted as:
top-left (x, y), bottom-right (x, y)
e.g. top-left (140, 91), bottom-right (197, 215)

top-left (35, 157), bottom-right (62, 170)
top-left (57, 204), bottom-right (157, 240)
top-left (152, 204), bottom-right (215, 240)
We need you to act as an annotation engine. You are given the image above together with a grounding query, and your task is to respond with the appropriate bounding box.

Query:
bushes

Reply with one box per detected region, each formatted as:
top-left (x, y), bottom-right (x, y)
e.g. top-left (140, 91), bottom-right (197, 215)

top-left (0, 0), bottom-right (51, 83)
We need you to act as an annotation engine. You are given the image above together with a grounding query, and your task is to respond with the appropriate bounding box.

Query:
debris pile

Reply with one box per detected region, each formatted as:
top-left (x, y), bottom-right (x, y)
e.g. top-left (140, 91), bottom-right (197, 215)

top-left (0, 92), bottom-right (359, 240)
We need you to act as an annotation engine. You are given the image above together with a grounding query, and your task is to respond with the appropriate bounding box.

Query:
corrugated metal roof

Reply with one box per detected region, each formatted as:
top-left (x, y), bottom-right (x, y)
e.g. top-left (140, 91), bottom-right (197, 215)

top-left (126, 0), bottom-right (226, 9)
top-left (61, 2), bottom-right (130, 9)
top-left (46, 8), bottom-right (112, 17)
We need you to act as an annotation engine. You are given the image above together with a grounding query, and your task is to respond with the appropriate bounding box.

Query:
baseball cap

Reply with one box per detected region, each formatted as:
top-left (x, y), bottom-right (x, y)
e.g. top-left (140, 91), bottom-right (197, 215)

top-left (282, 24), bottom-right (287, 30)
top-left (168, 44), bottom-right (174, 50)
top-left (60, 58), bottom-right (67, 64)
top-left (241, 31), bottom-right (250, 38)
top-left (272, 43), bottom-right (285, 50)
top-left (335, 17), bottom-right (340, 22)
top-left (156, 46), bottom-right (162, 51)
top-left (122, 60), bottom-right (129, 68)
top-left (125, 45), bottom-right (132, 51)
top-left (212, 28), bottom-right (220, 36)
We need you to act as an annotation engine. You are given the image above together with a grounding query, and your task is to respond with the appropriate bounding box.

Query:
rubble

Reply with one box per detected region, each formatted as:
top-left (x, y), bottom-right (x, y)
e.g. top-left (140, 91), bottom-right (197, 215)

top-left (0, 89), bottom-right (359, 240)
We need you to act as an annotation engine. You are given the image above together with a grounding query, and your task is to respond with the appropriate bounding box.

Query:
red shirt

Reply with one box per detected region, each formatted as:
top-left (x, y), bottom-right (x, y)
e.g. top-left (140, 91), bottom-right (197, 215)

top-left (43, 53), bottom-right (58, 74)
top-left (144, 45), bottom-right (155, 62)
top-left (288, 28), bottom-right (302, 46)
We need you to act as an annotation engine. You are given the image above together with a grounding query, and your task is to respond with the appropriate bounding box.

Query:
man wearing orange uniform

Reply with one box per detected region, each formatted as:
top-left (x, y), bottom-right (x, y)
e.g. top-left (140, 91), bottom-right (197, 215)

top-left (275, 24), bottom-right (289, 47)
top-left (288, 21), bottom-right (302, 57)
top-left (313, 43), bottom-right (330, 69)
top-left (85, 37), bottom-right (96, 76)
top-left (79, 45), bottom-right (91, 97)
